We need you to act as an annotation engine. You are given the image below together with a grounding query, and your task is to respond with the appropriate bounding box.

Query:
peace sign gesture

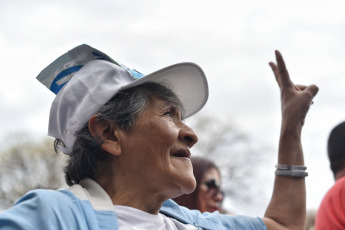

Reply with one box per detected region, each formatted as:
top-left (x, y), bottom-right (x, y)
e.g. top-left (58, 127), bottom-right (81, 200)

top-left (269, 50), bottom-right (319, 126)
top-left (263, 51), bottom-right (319, 230)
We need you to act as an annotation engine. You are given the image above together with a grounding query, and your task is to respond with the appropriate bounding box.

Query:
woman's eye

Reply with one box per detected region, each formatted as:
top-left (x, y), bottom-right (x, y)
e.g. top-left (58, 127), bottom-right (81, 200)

top-left (164, 111), bottom-right (172, 117)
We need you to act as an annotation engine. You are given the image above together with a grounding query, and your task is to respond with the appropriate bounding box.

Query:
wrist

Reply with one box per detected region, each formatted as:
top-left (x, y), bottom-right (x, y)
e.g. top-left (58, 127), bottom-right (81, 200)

top-left (280, 120), bottom-right (303, 137)
top-left (278, 123), bottom-right (304, 165)
top-left (281, 112), bottom-right (305, 128)
top-left (280, 126), bottom-right (302, 142)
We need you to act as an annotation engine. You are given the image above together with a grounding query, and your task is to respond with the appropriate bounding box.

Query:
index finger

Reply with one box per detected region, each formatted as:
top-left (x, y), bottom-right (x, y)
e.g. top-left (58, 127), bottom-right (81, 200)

top-left (275, 50), bottom-right (293, 87)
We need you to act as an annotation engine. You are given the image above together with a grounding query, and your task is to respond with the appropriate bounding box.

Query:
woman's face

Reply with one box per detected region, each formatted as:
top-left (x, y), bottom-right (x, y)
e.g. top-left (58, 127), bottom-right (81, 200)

top-left (198, 167), bottom-right (224, 213)
top-left (118, 96), bottom-right (198, 200)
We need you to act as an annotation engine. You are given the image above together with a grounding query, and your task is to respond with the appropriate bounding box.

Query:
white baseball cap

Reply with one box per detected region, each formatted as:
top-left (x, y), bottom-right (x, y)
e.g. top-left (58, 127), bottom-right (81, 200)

top-left (37, 44), bottom-right (208, 154)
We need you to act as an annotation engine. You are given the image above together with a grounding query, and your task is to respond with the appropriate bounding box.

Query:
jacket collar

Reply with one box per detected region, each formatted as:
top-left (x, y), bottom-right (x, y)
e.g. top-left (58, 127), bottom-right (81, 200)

top-left (69, 178), bottom-right (114, 211)
top-left (68, 177), bottom-right (198, 225)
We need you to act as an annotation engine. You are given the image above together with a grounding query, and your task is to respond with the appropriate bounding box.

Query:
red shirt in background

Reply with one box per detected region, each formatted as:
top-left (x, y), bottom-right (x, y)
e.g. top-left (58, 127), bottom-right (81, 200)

top-left (315, 176), bottom-right (345, 230)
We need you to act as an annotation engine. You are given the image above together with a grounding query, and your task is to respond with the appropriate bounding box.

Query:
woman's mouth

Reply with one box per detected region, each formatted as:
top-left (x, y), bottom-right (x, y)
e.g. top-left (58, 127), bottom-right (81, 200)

top-left (171, 149), bottom-right (191, 159)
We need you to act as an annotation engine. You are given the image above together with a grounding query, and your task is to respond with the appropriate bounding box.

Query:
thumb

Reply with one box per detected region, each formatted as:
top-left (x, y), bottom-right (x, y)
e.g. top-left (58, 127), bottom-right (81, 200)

top-left (306, 84), bottom-right (319, 98)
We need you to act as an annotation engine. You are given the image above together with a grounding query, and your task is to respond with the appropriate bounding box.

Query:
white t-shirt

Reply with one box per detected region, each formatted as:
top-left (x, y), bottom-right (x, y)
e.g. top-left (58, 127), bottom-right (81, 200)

top-left (114, 205), bottom-right (197, 230)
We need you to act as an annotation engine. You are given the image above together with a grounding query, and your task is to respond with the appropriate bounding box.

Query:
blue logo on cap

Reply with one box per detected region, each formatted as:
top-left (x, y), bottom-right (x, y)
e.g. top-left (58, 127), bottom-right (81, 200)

top-left (48, 49), bottom-right (145, 94)
top-left (119, 64), bottom-right (144, 80)
top-left (50, 65), bottom-right (83, 94)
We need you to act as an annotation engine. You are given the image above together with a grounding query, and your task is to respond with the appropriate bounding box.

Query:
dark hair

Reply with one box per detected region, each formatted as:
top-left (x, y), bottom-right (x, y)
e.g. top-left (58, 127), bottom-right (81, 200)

top-left (328, 121), bottom-right (345, 177)
top-left (55, 82), bottom-right (184, 186)
top-left (173, 156), bottom-right (219, 210)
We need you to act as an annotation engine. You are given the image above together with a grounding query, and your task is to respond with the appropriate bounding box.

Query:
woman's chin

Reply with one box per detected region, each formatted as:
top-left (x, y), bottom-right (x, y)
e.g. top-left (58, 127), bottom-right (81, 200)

top-left (180, 177), bottom-right (197, 194)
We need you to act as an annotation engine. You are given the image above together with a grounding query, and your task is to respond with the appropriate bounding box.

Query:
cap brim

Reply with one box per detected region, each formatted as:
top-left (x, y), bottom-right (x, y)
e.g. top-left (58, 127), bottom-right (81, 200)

top-left (122, 62), bottom-right (208, 119)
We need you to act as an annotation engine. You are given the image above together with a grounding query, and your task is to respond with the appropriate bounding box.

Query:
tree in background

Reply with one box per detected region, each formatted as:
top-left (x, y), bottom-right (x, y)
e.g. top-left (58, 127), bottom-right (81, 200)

top-left (0, 134), bottom-right (67, 210)
top-left (188, 114), bottom-right (273, 215)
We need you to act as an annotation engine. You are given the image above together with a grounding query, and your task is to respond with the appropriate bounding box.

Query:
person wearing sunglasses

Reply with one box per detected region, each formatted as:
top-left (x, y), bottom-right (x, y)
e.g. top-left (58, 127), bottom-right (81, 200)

top-left (0, 45), bottom-right (318, 230)
top-left (174, 157), bottom-right (227, 213)
top-left (201, 179), bottom-right (225, 212)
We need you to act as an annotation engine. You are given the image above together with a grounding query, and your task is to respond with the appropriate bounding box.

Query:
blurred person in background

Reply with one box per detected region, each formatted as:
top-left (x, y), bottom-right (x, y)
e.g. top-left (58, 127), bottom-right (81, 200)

top-left (173, 157), bottom-right (230, 214)
top-left (305, 209), bottom-right (316, 230)
top-left (315, 121), bottom-right (345, 229)
top-left (0, 45), bottom-right (318, 230)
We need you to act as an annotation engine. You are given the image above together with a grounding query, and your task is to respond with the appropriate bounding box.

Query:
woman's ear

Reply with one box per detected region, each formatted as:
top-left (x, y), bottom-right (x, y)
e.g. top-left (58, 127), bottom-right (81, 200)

top-left (88, 115), bottom-right (122, 156)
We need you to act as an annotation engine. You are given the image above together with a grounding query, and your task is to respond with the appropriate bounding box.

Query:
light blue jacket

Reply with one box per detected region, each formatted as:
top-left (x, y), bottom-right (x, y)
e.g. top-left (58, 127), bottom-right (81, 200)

top-left (0, 178), bottom-right (267, 230)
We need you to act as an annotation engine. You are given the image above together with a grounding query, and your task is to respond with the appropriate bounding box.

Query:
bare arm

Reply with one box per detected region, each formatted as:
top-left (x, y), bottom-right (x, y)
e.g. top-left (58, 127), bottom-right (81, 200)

top-left (262, 51), bottom-right (319, 230)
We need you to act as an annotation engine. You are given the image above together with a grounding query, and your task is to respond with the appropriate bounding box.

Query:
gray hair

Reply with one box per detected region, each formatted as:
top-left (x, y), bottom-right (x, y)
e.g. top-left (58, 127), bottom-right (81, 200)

top-left (57, 82), bottom-right (184, 186)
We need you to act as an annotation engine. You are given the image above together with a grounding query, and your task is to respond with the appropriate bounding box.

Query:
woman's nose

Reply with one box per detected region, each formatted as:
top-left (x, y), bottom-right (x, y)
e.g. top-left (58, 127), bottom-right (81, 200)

top-left (179, 124), bottom-right (198, 147)
top-left (214, 191), bottom-right (224, 202)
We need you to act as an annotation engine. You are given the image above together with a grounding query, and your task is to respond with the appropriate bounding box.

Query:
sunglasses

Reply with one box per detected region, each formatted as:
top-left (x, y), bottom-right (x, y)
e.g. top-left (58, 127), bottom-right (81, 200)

top-left (203, 179), bottom-right (225, 198)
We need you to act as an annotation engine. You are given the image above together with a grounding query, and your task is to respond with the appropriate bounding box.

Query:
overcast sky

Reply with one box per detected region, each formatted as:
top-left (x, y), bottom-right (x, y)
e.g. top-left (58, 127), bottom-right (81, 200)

top-left (1, 0), bottom-right (345, 215)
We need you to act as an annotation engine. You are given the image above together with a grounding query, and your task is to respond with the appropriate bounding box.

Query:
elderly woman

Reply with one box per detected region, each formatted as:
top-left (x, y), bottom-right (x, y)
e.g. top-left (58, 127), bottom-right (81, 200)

top-left (0, 44), bottom-right (318, 230)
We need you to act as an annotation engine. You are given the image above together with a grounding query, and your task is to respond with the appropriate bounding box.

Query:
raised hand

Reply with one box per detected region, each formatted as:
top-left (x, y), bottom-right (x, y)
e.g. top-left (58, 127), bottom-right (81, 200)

top-left (269, 50), bottom-right (319, 126)
top-left (263, 51), bottom-right (319, 230)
